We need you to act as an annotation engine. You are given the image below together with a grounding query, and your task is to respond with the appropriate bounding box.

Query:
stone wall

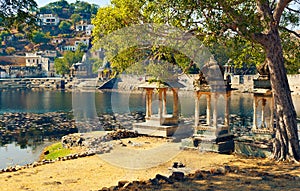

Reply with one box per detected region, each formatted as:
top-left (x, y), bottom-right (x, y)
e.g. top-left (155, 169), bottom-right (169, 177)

top-left (230, 74), bottom-right (300, 94)
top-left (113, 74), bottom-right (145, 91)
top-left (1, 74), bottom-right (299, 93)
top-left (287, 74), bottom-right (300, 95)
top-left (0, 78), bottom-right (66, 89)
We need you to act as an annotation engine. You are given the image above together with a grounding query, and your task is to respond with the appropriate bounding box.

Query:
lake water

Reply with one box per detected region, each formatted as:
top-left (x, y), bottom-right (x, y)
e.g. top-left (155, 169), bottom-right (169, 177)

top-left (0, 88), bottom-right (300, 169)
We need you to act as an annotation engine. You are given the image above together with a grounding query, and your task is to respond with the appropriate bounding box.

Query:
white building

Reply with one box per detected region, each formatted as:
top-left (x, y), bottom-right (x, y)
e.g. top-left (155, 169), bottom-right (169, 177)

top-left (51, 37), bottom-right (64, 44)
top-left (75, 23), bottom-right (94, 35)
top-left (25, 53), bottom-right (50, 75)
top-left (0, 68), bottom-right (8, 78)
top-left (38, 14), bottom-right (60, 26)
top-left (62, 37), bottom-right (90, 51)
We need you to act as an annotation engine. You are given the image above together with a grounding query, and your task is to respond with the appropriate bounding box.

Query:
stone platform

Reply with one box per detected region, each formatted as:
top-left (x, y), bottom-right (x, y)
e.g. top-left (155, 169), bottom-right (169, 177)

top-left (133, 122), bottom-right (178, 137)
top-left (234, 135), bottom-right (273, 158)
top-left (193, 134), bottom-right (234, 154)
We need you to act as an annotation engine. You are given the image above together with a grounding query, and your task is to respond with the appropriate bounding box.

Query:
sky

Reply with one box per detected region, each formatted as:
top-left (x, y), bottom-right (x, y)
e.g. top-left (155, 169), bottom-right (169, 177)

top-left (36, 0), bottom-right (111, 7)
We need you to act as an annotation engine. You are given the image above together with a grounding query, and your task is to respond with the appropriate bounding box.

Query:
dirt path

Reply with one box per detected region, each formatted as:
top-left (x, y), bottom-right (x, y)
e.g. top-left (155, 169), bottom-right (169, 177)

top-left (0, 137), bottom-right (299, 191)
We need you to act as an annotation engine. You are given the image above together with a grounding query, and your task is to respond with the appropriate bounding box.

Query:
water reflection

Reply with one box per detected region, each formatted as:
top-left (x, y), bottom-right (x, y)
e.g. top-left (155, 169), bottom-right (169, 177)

top-left (0, 140), bottom-right (53, 169)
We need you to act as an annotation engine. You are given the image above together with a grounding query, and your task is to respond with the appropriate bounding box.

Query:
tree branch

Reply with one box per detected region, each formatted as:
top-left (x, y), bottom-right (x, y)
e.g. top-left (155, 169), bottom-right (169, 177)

top-left (274, 0), bottom-right (293, 25)
top-left (279, 26), bottom-right (300, 38)
top-left (286, 6), bottom-right (300, 14)
top-left (271, 0), bottom-right (277, 10)
top-left (256, 0), bottom-right (273, 23)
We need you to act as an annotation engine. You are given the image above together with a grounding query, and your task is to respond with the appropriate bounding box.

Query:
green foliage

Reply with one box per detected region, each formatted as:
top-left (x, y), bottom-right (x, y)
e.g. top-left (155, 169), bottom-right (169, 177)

top-left (91, 57), bottom-right (104, 73)
top-left (92, 0), bottom-right (300, 76)
top-left (0, 31), bottom-right (11, 41)
top-left (281, 31), bottom-right (300, 74)
top-left (71, 14), bottom-right (82, 25)
top-left (54, 50), bottom-right (84, 75)
top-left (54, 57), bottom-right (69, 75)
top-left (31, 31), bottom-right (51, 44)
top-left (0, 0), bottom-right (37, 28)
top-left (39, 0), bottom-right (99, 21)
top-left (77, 42), bottom-right (88, 52)
top-left (92, 0), bottom-right (145, 43)
top-left (42, 142), bottom-right (72, 160)
top-left (59, 21), bottom-right (72, 34)
top-left (143, 0), bottom-right (300, 72)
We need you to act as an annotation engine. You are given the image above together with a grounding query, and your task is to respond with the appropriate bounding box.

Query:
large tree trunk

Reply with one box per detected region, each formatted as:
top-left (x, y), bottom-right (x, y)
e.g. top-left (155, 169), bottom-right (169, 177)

top-left (262, 29), bottom-right (300, 161)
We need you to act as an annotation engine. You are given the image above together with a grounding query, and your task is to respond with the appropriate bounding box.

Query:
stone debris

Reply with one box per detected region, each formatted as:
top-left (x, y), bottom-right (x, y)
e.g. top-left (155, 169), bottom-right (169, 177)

top-left (61, 129), bottom-right (138, 155)
top-left (0, 111), bottom-right (143, 173)
top-left (98, 164), bottom-right (300, 190)
top-left (0, 111), bottom-right (145, 145)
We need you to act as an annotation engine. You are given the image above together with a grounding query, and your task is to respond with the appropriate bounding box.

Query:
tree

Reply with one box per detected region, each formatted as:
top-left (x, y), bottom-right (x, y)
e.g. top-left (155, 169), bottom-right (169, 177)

top-left (30, 31), bottom-right (50, 44)
top-left (0, 0), bottom-right (37, 27)
top-left (0, 31), bottom-right (11, 42)
top-left (70, 13), bottom-right (82, 27)
top-left (54, 50), bottom-right (84, 75)
top-left (39, 0), bottom-right (99, 21)
top-left (54, 57), bottom-right (69, 75)
top-left (59, 21), bottom-right (72, 34)
top-left (92, 0), bottom-right (300, 161)
top-left (153, 0), bottom-right (300, 162)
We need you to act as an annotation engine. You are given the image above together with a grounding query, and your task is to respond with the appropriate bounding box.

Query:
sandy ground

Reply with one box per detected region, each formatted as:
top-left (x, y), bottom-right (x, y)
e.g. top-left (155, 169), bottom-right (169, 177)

top-left (0, 137), bottom-right (300, 191)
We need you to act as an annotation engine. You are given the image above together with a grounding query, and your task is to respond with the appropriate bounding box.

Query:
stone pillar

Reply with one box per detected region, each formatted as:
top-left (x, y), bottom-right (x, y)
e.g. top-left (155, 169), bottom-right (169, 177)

top-left (253, 96), bottom-right (258, 129)
top-left (213, 93), bottom-right (218, 129)
top-left (195, 92), bottom-right (200, 129)
top-left (261, 98), bottom-right (266, 128)
top-left (163, 88), bottom-right (167, 116)
top-left (158, 89), bottom-right (163, 124)
top-left (146, 89), bottom-right (153, 118)
top-left (206, 94), bottom-right (211, 126)
top-left (224, 93), bottom-right (230, 130)
top-left (269, 96), bottom-right (274, 130)
top-left (149, 89), bottom-right (153, 117)
top-left (146, 89), bottom-right (150, 118)
top-left (172, 88), bottom-right (179, 118)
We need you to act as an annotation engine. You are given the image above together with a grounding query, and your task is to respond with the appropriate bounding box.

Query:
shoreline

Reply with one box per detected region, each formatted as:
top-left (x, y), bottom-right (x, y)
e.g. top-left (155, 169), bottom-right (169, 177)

top-left (1, 75), bottom-right (300, 95)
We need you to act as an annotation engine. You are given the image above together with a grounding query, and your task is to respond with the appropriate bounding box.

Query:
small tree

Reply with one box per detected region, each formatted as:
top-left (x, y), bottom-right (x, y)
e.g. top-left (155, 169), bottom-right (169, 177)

top-left (70, 14), bottom-right (82, 28)
top-left (31, 31), bottom-right (50, 44)
top-left (54, 50), bottom-right (84, 75)
top-left (59, 21), bottom-right (72, 34)
top-left (0, 31), bottom-right (11, 42)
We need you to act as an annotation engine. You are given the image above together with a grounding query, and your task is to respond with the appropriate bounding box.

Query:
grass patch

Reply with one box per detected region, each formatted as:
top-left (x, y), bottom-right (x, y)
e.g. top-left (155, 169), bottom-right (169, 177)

top-left (41, 142), bottom-right (72, 160)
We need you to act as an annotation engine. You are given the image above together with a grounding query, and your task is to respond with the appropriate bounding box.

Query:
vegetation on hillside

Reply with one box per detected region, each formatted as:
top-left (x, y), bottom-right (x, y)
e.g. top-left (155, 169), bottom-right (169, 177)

top-left (39, 0), bottom-right (99, 21)
top-left (54, 48), bottom-right (84, 75)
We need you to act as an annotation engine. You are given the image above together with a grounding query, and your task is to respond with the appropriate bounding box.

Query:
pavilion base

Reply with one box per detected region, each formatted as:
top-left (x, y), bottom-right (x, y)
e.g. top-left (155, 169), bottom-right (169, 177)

top-left (193, 135), bottom-right (234, 154)
top-left (133, 122), bottom-right (178, 137)
top-left (234, 135), bottom-right (273, 158)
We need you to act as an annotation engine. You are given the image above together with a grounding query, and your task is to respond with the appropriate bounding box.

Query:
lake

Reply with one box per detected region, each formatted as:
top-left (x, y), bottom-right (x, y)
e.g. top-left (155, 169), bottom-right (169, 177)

top-left (0, 88), bottom-right (300, 169)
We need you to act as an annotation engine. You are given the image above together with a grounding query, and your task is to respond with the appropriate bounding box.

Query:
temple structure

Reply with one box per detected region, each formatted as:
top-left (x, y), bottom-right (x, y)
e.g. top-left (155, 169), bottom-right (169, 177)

top-left (252, 74), bottom-right (274, 135)
top-left (133, 80), bottom-right (184, 137)
top-left (234, 72), bottom-right (274, 157)
top-left (192, 59), bottom-right (234, 153)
